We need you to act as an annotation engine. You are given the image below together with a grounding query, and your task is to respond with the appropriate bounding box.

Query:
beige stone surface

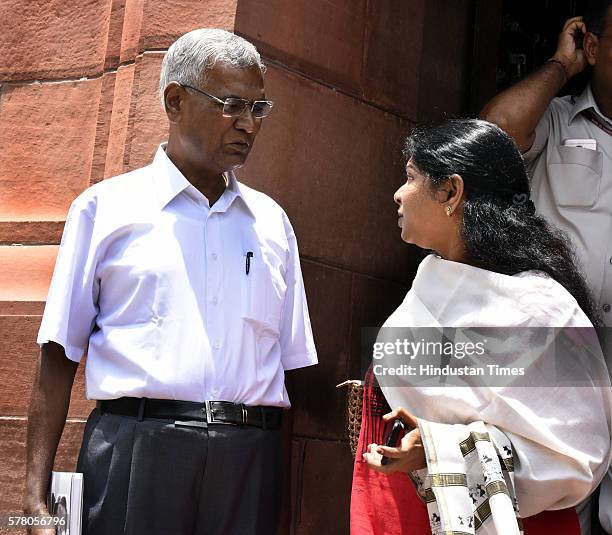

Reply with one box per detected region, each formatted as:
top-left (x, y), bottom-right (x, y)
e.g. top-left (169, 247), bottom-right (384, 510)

top-left (293, 439), bottom-right (353, 534)
top-left (124, 52), bottom-right (169, 171)
top-left (141, 0), bottom-right (237, 50)
top-left (0, 419), bottom-right (86, 515)
top-left (0, 314), bottom-right (92, 418)
top-left (0, 80), bottom-right (101, 220)
top-left (90, 73), bottom-right (120, 184)
top-left (236, 0), bottom-right (366, 94)
top-left (0, 246), bottom-right (56, 303)
top-left (103, 65), bottom-right (137, 178)
top-left (118, 0), bottom-right (146, 64)
top-left (236, 64), bottom-right (414, 282)
top-left (291, 260), bottom-right (353, 441)
top-left (0, 0), bottom-right (113, 81)
top-left (0, 221), bottom-right (64, 246)
top-left (237, 0), bottom-right (473, 122)
top-left (104, 0), bottom-right (128, 70)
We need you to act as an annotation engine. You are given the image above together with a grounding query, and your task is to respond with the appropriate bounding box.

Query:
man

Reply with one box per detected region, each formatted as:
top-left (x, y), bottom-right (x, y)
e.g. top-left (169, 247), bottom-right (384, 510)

top-left (481, 2), bottom-right (612, 327)
top-left (481, 2), bottom-right (612, 532)
top-left (24, 29), bottom-right (317, 535)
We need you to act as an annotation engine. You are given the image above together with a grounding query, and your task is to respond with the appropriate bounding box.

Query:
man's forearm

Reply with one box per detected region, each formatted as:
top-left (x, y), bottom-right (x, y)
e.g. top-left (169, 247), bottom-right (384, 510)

top-left (480, 61), bottom-right (566, 152)
top-left (481, 16), bottom-right (587, 153)
top-left (24, 342), bottom-right (78, 513)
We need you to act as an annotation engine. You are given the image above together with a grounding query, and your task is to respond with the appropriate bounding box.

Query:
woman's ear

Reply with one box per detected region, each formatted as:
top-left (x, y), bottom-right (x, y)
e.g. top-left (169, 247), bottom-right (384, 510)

top-left (436, 174), bottom-right (464, 216)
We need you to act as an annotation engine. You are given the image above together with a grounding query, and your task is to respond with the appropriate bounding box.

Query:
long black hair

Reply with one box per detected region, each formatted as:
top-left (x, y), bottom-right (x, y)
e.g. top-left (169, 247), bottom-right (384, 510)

top-left (403, 118), bottom-right (601, 327)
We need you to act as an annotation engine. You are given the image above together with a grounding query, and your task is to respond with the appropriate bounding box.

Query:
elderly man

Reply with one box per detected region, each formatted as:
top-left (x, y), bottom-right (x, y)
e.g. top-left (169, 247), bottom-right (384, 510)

top-left (481, 2), bottom-right (612, 532)
top-left (24, 29), bottom-right (317, 535)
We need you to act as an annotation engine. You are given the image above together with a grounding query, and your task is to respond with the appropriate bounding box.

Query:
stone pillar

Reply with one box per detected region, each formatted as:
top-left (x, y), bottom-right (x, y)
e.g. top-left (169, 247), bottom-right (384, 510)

top-left (0, 0), bottom-right (237, 520)
top-left (233, 1), bottom-right (485, 533)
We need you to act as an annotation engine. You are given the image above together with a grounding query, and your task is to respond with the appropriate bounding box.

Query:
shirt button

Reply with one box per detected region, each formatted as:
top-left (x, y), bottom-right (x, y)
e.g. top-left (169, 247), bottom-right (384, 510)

top-left (212, 296), bottom-right (218, 305)
top-left (213, 341), bottom-right (220, 349)
top-left (603, 304), bottom-right (611, 313)
top-left (211, 253), bottom-right (218, 261)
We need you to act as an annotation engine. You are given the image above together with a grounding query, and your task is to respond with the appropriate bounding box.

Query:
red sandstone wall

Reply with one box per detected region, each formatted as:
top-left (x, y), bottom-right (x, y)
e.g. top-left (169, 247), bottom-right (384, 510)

top-left (1, 1), bottom-right (496, 533)
top-left (234, 1), bottom-right (483, 532)
top-left (0, 0), bottom-right (236, 530)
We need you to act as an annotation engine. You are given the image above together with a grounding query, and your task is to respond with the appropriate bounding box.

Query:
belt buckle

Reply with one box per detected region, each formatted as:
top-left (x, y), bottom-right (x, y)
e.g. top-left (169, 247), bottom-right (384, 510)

top-left (204, 400), bottom-right (235, 425)
top-left (204, 400), bottom-right (216, 424)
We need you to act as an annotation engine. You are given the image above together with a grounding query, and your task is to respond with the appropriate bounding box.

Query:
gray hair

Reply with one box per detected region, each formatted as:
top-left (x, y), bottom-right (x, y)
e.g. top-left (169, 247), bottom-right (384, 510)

top-left (159, 28), bottom-right (265, 107)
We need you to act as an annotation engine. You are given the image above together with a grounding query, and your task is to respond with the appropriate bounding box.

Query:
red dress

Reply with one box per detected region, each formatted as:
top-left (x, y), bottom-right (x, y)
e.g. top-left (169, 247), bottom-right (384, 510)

top-left (349, 374), bottom-right (581, 535)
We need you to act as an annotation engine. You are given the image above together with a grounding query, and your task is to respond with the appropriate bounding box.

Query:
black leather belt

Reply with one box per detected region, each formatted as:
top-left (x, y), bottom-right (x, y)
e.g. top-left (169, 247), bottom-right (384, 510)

top-left (96, 397), bottom-right (283, 430)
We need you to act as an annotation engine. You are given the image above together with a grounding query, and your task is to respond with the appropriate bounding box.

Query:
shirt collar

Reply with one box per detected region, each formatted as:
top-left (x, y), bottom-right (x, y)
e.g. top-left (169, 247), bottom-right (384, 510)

top-left (569, 84), bottom-right (611, 125)
top-left (151, 143), bottom-right (255, 217)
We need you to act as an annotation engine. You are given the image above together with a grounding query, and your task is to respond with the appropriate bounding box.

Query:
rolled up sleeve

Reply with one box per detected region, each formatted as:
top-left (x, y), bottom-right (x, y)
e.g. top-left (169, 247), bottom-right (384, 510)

top-left (522, 105), bottom-right (553, 164)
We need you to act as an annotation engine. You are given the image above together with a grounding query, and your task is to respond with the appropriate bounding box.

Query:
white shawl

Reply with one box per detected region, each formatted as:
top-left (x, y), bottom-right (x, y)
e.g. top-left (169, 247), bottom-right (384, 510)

top-left (378, 255), bottom-right (612, 533)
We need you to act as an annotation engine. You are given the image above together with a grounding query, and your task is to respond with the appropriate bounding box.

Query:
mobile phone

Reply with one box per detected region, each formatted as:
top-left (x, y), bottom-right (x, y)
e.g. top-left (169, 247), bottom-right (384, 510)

top-left (563, 138), bottom-right (597, 151)
top-left (381, 419), bottom-right (406, 466)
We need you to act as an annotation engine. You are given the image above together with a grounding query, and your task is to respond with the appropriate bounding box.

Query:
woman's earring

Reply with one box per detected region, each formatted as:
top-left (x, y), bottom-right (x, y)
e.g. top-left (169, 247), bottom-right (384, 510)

top-left (446, 206), bottom-right (452, 217)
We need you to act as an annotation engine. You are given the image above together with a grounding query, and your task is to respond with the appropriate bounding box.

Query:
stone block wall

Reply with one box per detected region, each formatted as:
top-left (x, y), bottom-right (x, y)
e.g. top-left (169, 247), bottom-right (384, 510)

top-left (0, 0), bottom-right (236, 529)
top-left (1, 1), bottom-right (493, 533)
top-left (234, 1), bottom-right (480, 532)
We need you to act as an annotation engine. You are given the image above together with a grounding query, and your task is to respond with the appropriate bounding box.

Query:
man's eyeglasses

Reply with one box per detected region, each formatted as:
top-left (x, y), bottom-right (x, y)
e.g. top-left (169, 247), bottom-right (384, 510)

top-left (181, 84), bottom-right (274, 118)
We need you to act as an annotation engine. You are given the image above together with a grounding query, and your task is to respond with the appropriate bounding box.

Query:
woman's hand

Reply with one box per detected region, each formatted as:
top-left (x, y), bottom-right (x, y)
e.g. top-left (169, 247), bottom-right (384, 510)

top-left (363, 406), bottom-right (427, 473)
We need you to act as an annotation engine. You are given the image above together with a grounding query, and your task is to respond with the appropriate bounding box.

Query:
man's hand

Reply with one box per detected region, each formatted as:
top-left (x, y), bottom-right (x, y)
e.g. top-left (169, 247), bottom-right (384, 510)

top-left (552, 16), bottom-right (588, 79)
top-left (24, 342), bottom-right (78, 535)
top-left (363, 407), bottom-right (427, 474)
top-left (23, 504), bottom-right (56, 535)
top-left (480, 15), bottom-right (591, 152)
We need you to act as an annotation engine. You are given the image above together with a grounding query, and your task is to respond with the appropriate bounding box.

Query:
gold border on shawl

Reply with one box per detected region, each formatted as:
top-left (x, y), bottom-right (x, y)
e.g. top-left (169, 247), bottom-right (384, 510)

top-left (485, 480), bottom-right (510, 497)
top-left (474, 499), bottom-right (492, 530)
top-left (459, 431), bottom-right (491, 457)
top-left (499, 456), bottom-right (514, 472)
top-left (429, 473), bottom-right (468, 487)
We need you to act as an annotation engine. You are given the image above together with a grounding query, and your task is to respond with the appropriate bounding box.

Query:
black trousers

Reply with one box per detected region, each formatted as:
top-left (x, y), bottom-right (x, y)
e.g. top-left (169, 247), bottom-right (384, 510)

top-left (76, 409), bottom-right (282, 535)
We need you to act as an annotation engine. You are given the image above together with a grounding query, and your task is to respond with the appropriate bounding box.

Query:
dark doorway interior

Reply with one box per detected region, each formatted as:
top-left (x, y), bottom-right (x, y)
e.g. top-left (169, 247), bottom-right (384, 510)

top-left (498, 0), bottom-right (590, 95)
top-left (470, 0), bottom-right (592, 114)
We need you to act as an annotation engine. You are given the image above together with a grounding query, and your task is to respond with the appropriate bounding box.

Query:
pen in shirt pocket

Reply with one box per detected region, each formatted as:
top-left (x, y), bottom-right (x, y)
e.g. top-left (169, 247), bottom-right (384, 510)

top-left (245, 251), bottom-right (253, 275)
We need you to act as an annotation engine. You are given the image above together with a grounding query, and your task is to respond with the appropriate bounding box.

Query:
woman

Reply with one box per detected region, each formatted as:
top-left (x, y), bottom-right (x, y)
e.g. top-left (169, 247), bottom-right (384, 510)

top-left (350, 119), bottom-right (611, 535)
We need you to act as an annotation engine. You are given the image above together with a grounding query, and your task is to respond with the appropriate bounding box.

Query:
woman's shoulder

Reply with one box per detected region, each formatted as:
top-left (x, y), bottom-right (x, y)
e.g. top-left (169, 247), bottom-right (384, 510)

top-left (512, 270), bottom-right (592, 327)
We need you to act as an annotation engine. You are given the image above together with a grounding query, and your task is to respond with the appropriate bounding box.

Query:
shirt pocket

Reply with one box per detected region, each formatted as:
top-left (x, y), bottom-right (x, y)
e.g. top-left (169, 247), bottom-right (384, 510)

top-left (241, 257), bottom-right (287, 337)
top-left (547, 145), bottom-right (603, 207)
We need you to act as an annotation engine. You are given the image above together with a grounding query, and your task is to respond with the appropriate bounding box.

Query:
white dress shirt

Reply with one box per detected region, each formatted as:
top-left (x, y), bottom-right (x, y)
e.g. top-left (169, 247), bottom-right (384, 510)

top-left (524, 85), bottom-right (612, 326)
top-left (38, 144), bottom-right (317, 407)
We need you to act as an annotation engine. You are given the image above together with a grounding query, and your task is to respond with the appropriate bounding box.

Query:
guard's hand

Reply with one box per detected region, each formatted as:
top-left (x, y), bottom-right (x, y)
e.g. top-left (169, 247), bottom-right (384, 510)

top-left (552, 16), bottom-right (587, 78)
top-left (363, 407), bottom-right (427, 473)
